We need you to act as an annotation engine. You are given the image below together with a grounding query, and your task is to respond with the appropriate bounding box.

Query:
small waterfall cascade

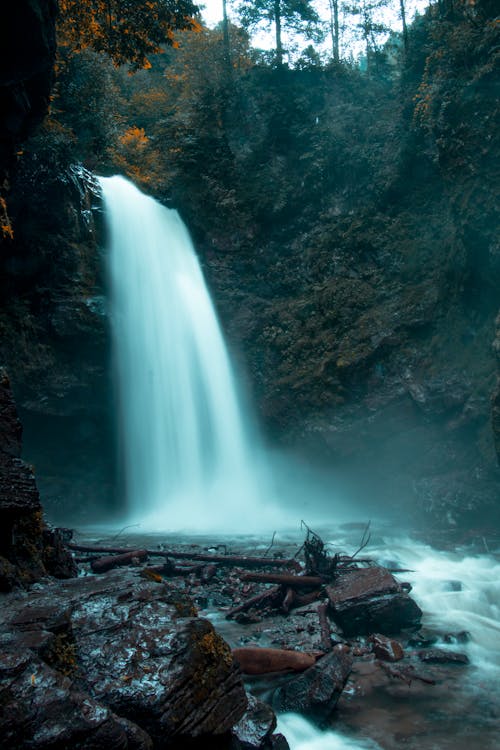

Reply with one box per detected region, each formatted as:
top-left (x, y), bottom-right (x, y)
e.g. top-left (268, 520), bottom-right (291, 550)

top-left (99, 175), bottom-right (283, 531)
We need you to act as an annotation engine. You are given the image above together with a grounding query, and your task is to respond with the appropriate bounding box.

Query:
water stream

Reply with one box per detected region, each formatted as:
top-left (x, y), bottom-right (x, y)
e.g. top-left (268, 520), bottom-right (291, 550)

top-left (98, 176), bottom-right (499, 748)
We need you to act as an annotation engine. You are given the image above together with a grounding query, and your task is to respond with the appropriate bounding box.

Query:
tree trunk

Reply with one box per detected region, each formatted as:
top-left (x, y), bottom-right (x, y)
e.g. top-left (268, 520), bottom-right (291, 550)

top-left (400, 0), bottom-right (409, 53)
top-left (274, 0), bottom-right (283, 66)
top-left (222, 0), bottom-right (232, 72)
top-left (328, 0), bottom-right (340, 63)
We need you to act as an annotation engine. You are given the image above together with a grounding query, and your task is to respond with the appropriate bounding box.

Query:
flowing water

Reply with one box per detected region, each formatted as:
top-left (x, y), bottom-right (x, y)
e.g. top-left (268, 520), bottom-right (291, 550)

top-left (99, 175), bottom-right (286, 532)
top-left (97, 176), bottom-right (499, 747)
top-left (278, 534), bottom-right (500, 750)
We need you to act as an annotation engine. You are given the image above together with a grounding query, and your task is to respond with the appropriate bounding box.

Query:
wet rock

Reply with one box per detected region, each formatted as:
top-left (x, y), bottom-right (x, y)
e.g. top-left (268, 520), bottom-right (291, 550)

top-left (443, 630), bottom-right (470, 645)
top-left (0, 568), bottom-right (248, 747)
top-left (492, 312), bottom-right (500, 464)
top-left (407, 629), bottom-right (439, 648)
top-left (0, 368), bottom-right (22, 456)
top-left (326, 567), bottom-right (422, 636)
top-left (0, 648), bottom-right (152, 749)
top-left (273, 649), bottom-right (353, 721)
top-left (230, 695), bottom-right (276, 749)
top-left (369, 633), bottom-right (404, 662)
top-left (0, 370), bottom-right (77, 589)
top-left (41, 525), bottom-right (78, 579)
top-left (418, 649), bottom-right (469, 665)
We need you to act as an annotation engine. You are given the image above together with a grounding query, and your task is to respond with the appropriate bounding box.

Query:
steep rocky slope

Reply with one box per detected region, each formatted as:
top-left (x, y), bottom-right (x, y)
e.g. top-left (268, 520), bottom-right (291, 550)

top-left (0, 3), bottom-right (498, 531)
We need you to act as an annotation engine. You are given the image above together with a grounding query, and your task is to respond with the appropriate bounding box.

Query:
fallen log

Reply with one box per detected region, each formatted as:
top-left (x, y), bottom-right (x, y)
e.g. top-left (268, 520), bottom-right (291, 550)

top-left (318, 602), bottom-right (332, 652)
top-left (240, 572), bottom-right (323, 587)
top-left (91, 550), bottom-right (148, 574)
top-left (226, 586), bottom-right (281, 619)
top-left (68, 543), bottom-right (300, 571)
top-left (232, 647), bottom-right (320, 675)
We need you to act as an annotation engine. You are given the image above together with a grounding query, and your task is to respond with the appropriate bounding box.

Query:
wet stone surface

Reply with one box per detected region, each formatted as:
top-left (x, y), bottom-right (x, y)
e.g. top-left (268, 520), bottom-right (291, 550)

top-left (0, 568), bottom-right (248, 748)
top-left (2, 529), bottom-right (496, 749)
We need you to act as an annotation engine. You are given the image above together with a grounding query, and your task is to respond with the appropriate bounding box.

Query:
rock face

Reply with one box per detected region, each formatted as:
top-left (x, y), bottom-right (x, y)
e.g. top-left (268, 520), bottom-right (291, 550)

top-left (0, 163), bottom-right (114, 522)
top-left (0, 368), bottom-right (76, 590)
top-left (0, 568), bottom-right (248, 748)
top-left (0, 1), bottom-right (57, 183)
top-left (0, 4), bottom-right (113, 524)
top-left (326, 567), bottom-right (422, 637)
top-left (492, 312), bottom-right (500, 465)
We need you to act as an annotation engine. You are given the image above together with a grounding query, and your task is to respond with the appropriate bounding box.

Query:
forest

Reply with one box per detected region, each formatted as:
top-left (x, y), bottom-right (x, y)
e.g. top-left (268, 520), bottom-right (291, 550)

top-left (0, 0), bottom-right (499, 749)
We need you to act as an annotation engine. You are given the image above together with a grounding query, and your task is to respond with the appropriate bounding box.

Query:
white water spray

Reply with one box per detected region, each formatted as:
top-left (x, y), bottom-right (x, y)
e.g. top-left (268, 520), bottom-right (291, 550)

top-left (99, 175), bottom-right (285, 531)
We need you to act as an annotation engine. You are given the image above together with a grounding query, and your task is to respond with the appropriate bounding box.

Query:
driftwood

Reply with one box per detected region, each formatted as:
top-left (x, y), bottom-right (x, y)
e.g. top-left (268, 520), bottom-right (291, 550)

top-left (232, 647), bottom-right (320, 675)
top-left (240, 572), bottom-right (323, 587)
top-left (69, 543), bottom-right (300, 571)
top-left (226, 586), bottom-right (281, 619)
top-left (91, 550), bottom-right (148, 574)
top-left (318, 602), bottom-right (333, 652)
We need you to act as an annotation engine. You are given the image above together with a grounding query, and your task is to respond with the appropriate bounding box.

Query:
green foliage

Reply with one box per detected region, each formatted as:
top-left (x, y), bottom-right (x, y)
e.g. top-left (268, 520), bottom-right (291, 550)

top-left (343, 0), bottom-right (391, 58)
top-left (237, 0), bottom-right (323, 64)
top-left (54, 50), bottom-right (125, 165)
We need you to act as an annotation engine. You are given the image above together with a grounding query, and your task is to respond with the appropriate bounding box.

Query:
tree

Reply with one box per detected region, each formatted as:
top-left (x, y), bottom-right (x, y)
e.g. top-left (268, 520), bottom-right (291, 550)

top-left (399, 0), bottom-right (409, 53)
top-left (343, 0), bottom-right (389, 62)
top-left (327, 0), bottom-right (340, 63)
top-left (58, 0), bottom-right (201, 69)
top-left (237, 0), bottom-right (322, 66)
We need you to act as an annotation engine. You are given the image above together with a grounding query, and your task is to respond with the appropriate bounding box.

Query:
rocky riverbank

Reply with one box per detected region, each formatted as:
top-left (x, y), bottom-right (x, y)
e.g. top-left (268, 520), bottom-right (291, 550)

top-left (4, 519), bottom-right (496, 750)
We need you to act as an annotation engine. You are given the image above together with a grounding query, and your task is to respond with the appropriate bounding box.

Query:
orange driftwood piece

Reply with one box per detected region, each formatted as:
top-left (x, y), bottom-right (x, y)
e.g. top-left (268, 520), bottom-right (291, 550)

top-left (90, 549), bottom-right (148, 573)
top-left (232, 647), bottom-right (320, 675)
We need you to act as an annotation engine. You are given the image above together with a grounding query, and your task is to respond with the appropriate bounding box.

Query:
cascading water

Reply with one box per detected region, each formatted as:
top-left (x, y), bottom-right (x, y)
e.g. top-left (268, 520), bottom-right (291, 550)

top-left (99, 175), bottom-right (286, 531)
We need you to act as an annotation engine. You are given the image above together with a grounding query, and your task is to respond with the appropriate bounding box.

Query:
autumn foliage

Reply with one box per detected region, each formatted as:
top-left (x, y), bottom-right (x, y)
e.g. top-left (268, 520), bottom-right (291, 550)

top-left (58, 0), bottom-right (201, 69)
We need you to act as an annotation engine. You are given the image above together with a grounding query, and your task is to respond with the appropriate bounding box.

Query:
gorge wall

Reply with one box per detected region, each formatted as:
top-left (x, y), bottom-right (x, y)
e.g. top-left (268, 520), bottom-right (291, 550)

top-left (0, 2), bottom-right (498, 532)
top-left (0, 2), bottom-right (114, 523)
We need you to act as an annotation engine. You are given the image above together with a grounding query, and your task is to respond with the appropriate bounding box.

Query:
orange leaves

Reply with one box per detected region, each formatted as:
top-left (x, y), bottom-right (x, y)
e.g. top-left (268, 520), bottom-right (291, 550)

top-left (57, 0), bottom-right (201, 70)
top-left (188, 18), bottom-right (204, 34)
top-left (0, 197), bottom-right (14, 240)
top-left (119, 126), bottom-right (149, 148)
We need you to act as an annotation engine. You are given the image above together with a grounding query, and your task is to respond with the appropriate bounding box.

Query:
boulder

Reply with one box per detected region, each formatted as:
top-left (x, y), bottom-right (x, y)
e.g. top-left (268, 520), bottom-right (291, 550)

top-left (0, 647), bottom-right (153, 750)
top-left (230, 695), bottom-right (277, 749)
top-left (326, 567), bottom-right (422, 636)
top-left (0, 568), bottom-right (248, 747)
top-left (273, 649), bottom-right (353, 721)
top-left (369, 633), bottom-right (404, 662)
top-left (418, 649), bottom-right (469, 665)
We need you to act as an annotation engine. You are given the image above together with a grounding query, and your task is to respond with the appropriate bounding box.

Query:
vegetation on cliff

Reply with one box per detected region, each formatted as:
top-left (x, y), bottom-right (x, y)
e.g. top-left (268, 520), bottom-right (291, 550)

top-left (1, 0), bottom-right (498, 526)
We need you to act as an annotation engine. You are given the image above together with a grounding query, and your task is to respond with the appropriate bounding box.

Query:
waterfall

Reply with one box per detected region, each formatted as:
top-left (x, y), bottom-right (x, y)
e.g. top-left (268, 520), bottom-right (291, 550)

top-left (99, 175), bottom-right (284, 531)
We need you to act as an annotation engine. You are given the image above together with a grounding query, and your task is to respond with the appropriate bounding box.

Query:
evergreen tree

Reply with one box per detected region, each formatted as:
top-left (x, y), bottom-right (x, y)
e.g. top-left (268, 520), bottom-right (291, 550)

top-left (237, 0), bottom-right (322, 65)
top-left (343, 0), bottom-right (390, 62)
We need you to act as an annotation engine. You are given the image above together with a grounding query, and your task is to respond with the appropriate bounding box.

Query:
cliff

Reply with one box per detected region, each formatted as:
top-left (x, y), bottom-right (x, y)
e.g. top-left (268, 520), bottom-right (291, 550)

top-left (0, 1), bottom-right (498, 531)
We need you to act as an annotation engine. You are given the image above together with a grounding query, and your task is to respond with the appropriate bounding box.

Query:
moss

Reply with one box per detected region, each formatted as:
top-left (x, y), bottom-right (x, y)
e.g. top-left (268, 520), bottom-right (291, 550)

top-left (189, 627), bottom-right (233, 705)
top-left (163, 592), bottom-right (198, 618)
top-left (13, 510), bottom-right (45, 576)
top-left (43, 632), bottom-right (78, 676)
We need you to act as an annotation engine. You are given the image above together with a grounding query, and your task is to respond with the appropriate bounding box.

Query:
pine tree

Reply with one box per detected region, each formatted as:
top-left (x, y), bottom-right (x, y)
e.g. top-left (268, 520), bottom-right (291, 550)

top-left (237, 0), bottom-right (322, 66)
